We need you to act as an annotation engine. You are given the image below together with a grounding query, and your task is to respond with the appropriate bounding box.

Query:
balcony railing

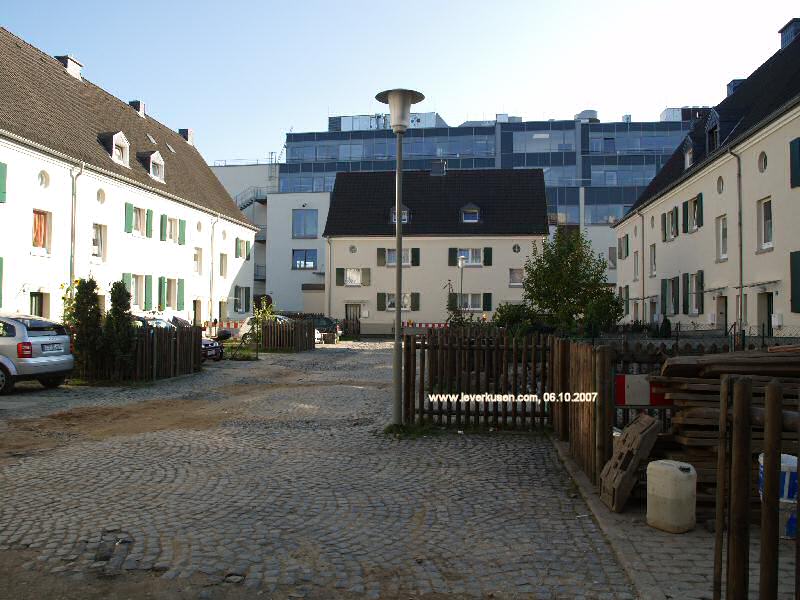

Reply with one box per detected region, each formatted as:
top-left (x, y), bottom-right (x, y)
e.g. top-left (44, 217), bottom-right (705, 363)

top-left (255, 225), bottom-right (267, 242)
top-left (254, 264), bottom-right (266, 281)
top-left (235, 186), bottom-right (274, 209)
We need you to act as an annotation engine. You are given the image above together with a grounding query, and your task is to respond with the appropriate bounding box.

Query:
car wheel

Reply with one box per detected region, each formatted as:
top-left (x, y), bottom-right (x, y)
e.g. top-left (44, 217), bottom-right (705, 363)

top-left (39, 376), bottom-right (66, 389)
top-left (0, 366), bottom-right (14, 395)
top-left (213, 355), bottom-right (222, 362)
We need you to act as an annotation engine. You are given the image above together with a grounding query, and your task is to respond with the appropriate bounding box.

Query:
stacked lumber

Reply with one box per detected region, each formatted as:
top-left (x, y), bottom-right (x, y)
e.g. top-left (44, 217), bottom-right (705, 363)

top-left (649, 351), bottom-right (800, 517)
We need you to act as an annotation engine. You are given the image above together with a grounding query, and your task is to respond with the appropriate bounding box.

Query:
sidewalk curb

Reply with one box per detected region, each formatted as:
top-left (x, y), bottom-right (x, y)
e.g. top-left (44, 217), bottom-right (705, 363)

top-left (552, 439), bottom-right (668, 600)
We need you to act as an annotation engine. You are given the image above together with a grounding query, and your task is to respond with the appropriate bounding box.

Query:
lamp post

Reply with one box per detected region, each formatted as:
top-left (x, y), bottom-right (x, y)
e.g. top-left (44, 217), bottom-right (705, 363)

top-left (376, 88), bottom-right (424, 426)
top-left (457, 255), bottom-right (465, 316)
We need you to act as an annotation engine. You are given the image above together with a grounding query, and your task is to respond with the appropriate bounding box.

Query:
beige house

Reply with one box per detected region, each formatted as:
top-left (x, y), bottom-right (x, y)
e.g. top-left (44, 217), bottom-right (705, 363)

top-left (322, 169), bottom-right (548, 334)
top-left (613, 24), bottom-right (800, 334)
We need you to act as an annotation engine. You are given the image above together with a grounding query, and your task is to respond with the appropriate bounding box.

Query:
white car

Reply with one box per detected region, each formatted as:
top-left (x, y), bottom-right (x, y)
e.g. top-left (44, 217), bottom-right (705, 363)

top-left (315, 328), bottom-right (323, 344)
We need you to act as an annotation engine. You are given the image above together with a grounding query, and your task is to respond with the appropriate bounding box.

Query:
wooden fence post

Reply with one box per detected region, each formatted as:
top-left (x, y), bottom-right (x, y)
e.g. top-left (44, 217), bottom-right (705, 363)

top-left (727, 376), bottom-right (752, 600)
top-left (759, 380), bottom-right (782, 600)
top-left (712, 375), bottom-right (731, 600)
top-left (594, 346), bottom-right (612, 484)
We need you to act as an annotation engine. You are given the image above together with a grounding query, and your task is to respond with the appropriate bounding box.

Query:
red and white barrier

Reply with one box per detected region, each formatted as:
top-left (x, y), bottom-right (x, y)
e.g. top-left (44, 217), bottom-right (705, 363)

top-left (614, 374), bottom-right (669, 406)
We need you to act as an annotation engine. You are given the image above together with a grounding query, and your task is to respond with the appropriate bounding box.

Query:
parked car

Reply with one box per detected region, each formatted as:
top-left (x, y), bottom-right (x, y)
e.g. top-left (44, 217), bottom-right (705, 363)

top-left (237, 315), bottom-right (293, 341)
top-left (314, 328), bottom-right (323, 344)
top-left (313, 316), bottom-right (342, 341)
top-left (0, 314), bottom-right (74, 394)
top-left (201, 338), bottom-right (223, 362)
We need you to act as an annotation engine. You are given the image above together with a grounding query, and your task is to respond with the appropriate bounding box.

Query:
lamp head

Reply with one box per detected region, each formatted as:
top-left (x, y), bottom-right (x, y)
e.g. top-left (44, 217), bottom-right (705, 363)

top-left (375, 88), bottom-right (424, 134)
top-left (457, 255), bottom-right (466, 269)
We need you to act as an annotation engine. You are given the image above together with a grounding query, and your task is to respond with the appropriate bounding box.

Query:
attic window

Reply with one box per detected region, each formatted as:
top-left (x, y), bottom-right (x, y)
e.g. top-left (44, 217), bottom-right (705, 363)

top-left (148, 151), bottom-right (165, 182)
top-left (146, 133), bottom-right (156, 144)
top-left (391, 207), bottom-right (409, 224)
top-left (462, 208), bottom-right (480, 223)
top-left (707, 126), bottom-right (719, 153)
top-left (110, 132), bottom-right (130, 167)
top-left (166, 143), bottom-right (176, 153)
top-left (684, 147), bottom-right (693, 170)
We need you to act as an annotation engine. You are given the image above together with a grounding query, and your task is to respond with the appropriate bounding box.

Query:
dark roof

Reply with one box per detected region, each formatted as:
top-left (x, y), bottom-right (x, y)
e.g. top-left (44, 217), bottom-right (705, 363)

top-left (323, 169), bottom-right (548, 237)
top-left (0, 28), bottom-right (252, 228)
top-left (621, 32), bottom-right (800, 224)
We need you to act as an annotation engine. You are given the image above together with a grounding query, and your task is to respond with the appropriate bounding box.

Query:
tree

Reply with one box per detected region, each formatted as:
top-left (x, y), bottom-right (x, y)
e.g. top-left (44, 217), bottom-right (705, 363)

top-left (103, 280), bottom-right (135, 379)
top-left (72, 278), bottom-right (103, 378)
top-left (523, 227), bottom-right (623, 334)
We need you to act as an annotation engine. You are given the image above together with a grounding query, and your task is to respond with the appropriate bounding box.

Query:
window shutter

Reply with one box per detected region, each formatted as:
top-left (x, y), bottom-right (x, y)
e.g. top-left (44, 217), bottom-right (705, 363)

top-left (361, 268), bottom-right (370, 286)
top-left (447, 293), bottom-right (457, 311)
top-left (377, 293), bottom-right (386, 311)
top-left (246, 241), bottom-right (251, 261)
top-left (160, 214), bottom-right (167, 241)
top-left (376, 248), bottom-right (386, 266)
top-left (673, 206), bottom-right (679, 237)
top-left (245, 287), bottom-right (251, 312)
top-left (482, 293), bottom-right (492, 312)
top-left (448, 248), bottom-right (457, 266)
top-left (124, 203), bottom-right (134, 233)
top-left (0, 257), bottom-right (4, 307)
top-left (410, 292), bottom-right (420, 311)
top-left (411, 247), bottom-right (420, 266)
top-left (0, 162), bottom-right (6, 203)
top-left (234, 238), bottom-right (241, 258)
top-left (144, 275), bottom-right (153, 310)
top-left (234, 285), bottom-right (240, 312)
top-left (617, 237), bottom-right (623, 258)
top-left (122, 273), bottom-right (132, 293)
top-left (696, 270), bottom-right (704, 313)
top-left (661, 213), bottom-right (667, 242)
top-left (158, 276), bottom-right (167, 310)
top-left (177, 279), bottom-right (185, 311)
top-left (790, 138), bottom-right (800, 188)
top-left (146, 209), bottom-right (153, 238)
top-left (791, 251), bottom-right (800, 313)
top-left (335, 268), bottom-right (344, 286)
top-left (661, 278), bottom-right (667, 316)
top-left (624, 285), bottom-right (630, 315)
top-left (672, 276), bottom-right (679, 316)
top-left (682, 201), bottom-right (689, 233)
top-left (178, 219), bottom-right (186, 245)
top-left (696, 194), bottom-right (704, 228)
top-left (682, 273), bottom-right (689, 314)
top-left (624, 235), bottom-right (629, 258)
top-left (483, 247), bottom-right (492, 266)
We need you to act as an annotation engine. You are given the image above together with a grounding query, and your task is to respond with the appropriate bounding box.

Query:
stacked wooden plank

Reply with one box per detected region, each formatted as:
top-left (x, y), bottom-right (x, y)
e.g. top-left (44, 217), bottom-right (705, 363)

top-left (650, 351), bottom-right (800, 517)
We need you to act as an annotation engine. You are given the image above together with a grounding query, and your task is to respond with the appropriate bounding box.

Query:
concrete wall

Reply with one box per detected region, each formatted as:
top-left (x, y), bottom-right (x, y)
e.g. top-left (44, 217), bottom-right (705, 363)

top-left (326, 235), bottom-right (544, 334)
top-left (614, 105), bottom-right (800, 332)
top-left (0, 137), bottom-right (255, 323)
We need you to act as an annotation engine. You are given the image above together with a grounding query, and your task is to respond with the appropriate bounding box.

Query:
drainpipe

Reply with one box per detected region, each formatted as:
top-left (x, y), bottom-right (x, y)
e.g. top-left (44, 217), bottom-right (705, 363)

top-left (638, 209), bottom-right (645, 320)
top-left (728, 149), bottom-right (744, 333)
top-left (209, 213), bottom-right (220, 324)
top-left (326, 237), bottom-right (333, 316)
top-left (68, 161), bottom-right (85, 286)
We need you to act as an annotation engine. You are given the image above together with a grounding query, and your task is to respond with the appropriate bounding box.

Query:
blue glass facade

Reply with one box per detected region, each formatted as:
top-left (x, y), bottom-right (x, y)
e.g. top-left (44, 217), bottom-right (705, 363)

top-left (280, 114), bottom-right (693, 225)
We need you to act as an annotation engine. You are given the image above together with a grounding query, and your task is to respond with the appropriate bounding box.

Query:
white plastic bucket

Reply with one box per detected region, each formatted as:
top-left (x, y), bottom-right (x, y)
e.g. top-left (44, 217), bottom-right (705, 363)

top-left (758, 453), bottom-right (797, 501)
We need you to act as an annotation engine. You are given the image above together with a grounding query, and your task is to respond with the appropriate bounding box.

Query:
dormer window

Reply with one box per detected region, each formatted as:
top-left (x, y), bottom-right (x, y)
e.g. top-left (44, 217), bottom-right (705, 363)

top-left (707, 126), bottom-right (719, 153)
top-left (149, 152), bottom-right (165, 182)
top-left (391, 207), bottom-right (409, 224)
top-left (110, 132), bottom-right (130, 167)
top-left (461, 207), bottom-right (480, 223)
top-left (684, 147), bottom-right (693, 170)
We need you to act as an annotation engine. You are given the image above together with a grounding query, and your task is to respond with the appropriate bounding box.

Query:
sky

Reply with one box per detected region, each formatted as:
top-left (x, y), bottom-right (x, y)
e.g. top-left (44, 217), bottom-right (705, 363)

top-left (3, 1), bottom-right (797, 163)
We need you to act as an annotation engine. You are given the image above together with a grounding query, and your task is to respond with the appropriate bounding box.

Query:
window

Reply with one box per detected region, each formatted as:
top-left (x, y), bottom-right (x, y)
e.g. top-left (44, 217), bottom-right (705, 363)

top-left (134, 208), bottom-right (147, 236)
top-left (194, 247), bottom-right (203, 275)
top-left (509, 268), bottom-right (523, 287)
top-left (92, 224), bottom-right (106, 260)
top-left (649, 244), bottom-right (656, 277)
top-left (236, 238), bottom-right (247, 258)
top-left (457, 248), bottom-right (482, 266)
top-left (38, 170), bottom-right (49, 188)
top-left (32, 210), bottom-right (51, 253)
top-left (717, 176), bottom-right (724, 194)
top-left (607, 246), bottom-right (617, 270)
top-left (292, 209), bottom-right (318, 239)
top-left (97, 189), bottom-right (106, 204)
top-left (666, 278), bottom-right (676, 315)
top-left (292, 249), bottom-right (317, 270)
top-left (110, 132), bottom-right (130, 166)
top-left (29, 292), bottom-right (48, 317)
top-left (167, 217), bottom-right (179, 243)
top-left (633, 250), bottom-right (639, 281)
top-left (386, 248), bottom-right (411, 266)
top-left (391, 208), bottom-right (409, 224)
top-left (758, 151), bottom-right (768, 173)
top-left (684, 147), bottom-right (693, 170)
top-left (150, 158), bottom-right (164, 181)
top-left (344, 268), bottom-right (362, 286)
top-left (457, 293), bottom-right (483, 311)
top-left (166, 279), bottom-right (177, 309)
top-left (219, 253), bottom-right (228, 277)
top-left (716, 215), bottom-right (728, 260)
top-left (234, 286), bottom-right (250, 313)
top-left (688, 197), bottom-right (700, 231)
top-left (707, 126), bottom-right (719, 153)
top-left (462, 208), bottom-right (480, 223)
top-left (689, 273), bottom-right (700, 315)
top-left (758, 198), bottom-right (773, 249)
top-left (386, 293), bottom-right (412, 310)
top-left (130, 274), bottom-right (144, 307)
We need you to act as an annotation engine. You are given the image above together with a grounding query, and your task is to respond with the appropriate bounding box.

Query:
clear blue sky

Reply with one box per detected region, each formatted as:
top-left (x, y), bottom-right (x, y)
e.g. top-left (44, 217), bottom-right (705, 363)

top-left (3, 1), bottom-right (797, 163)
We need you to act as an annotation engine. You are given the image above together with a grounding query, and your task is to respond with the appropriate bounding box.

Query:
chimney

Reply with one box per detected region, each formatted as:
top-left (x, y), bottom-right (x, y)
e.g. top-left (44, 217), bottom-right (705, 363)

top-left (54, 55), bottom-right (83, 80)
top-left (726, 79), bottom-right (745, 97)
top-left (129, 100), bottom-right (146, 118)
top-left (779, 18), bottom-right (800, 49)
top-left (179, 128), bottom-right (194, 146)
top-left (622, 114), bottom-right (632, 123)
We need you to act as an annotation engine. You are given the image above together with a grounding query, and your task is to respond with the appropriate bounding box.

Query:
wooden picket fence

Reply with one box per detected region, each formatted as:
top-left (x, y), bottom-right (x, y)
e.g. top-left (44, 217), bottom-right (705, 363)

top-left (260, 320), bottom-right (315, 352)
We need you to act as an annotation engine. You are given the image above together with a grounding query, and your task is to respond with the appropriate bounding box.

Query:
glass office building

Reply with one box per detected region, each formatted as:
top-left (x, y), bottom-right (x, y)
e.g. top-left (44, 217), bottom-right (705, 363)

top-left (279, 110), bottom-right (698, 226)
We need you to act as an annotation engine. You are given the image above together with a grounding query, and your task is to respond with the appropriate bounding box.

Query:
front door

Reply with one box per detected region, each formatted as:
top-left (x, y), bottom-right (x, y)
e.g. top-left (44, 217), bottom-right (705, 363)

top-left (757, 292), bottom-right (774, 336)
top-left (193, 300), bottom-right (202, 326)
top-left (345, 303), bottom-right (361, 322)
top-left (716, 296), bottom-right (727, 332)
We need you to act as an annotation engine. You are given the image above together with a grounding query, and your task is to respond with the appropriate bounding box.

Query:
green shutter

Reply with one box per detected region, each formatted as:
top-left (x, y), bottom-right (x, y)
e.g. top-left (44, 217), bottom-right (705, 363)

top-left (178, 219), bottom-right (186, 245)
top-left (696, 194), bottom-right (703, 228)
top-left (234, 286), bottom-right (240, 312)
top-left (124, 203), bottom-right (134, 233)
top-left (377, 248), bottom-right (386, 266)
top-left (672, 276), bottom-right (680, 316)
top-left (377, 293), bottom-right (386, 311)
top-left (624, 285), bottom-right (630, 315)
top-left (661, 279), bottom-right (667, 315)
top-left (682, 273), bottom-right (689, 314)
top-left (0, 162), bottom-right (6, 203)
top-left (235, 238), bottom-right (241, 258)
top-left (336, 268), bottom-right (344, 286)
top-left (448, 248), bottom-right (457, 266)
top-left (177, 279), bottom-right (185, 311)
top-left (0, 257), bottom-right (3, 307)
top-left (483, 247), bottom-right (492, 266)
top-left (618, 237), bottom-right (623, 258)
top-left (482, 293), bottom-right (492, 312)
top-left (122, 273), bottom-right (132, 292)
top-left (696, 270), bottom-right (704, 313)
top-left (791, 251), bottom-right (800, 313)
top-left (158, 276), bottom-right (166, 310)
top-left (144, 275), bottom-right (153, 310)
top-left (361, 268), bottom-right (371, 286)
top-left (146, 209), bottom-right (153, 238)
top-left (411, 247), bottom-right (420, 266)
top-left (624, 235), bottom-right (629, 258)
top-left (244, 287), bottom-right (250, 312)
top-left (790, 138), bottom-right (800, 188)
top-left (682, 201), bottom-right (689, 233)
top-left (160, 214), bottom-right (167, 241)
top-left (661, 213), bottom-right (667, 242)
top-left (246, 240), bottom-right (251, 260)
top-left (410, 292), bottom-right (420, 311)
top-left (447, 293), bottom-right (457, 311)
top-left (673, 206), bottom-right (679, 237)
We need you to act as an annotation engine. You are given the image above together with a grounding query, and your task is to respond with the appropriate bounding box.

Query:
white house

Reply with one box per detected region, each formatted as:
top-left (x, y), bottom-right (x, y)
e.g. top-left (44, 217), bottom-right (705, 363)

top-left (0, 28), bottom-right (256, 324)
top-left (613, 21), bottom-right (800, 334)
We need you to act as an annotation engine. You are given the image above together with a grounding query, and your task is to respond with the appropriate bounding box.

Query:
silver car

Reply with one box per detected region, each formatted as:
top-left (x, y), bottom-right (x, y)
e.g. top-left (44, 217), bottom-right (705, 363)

top-left (0, 314), bottom-right (74, 394)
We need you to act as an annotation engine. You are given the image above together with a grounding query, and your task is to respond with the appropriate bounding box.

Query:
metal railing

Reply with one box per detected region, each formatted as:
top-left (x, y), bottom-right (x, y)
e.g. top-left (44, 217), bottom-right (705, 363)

top-left (235, 186), bottom-right (272, 209)
top-left (254, 265), bottom-right (266, 281)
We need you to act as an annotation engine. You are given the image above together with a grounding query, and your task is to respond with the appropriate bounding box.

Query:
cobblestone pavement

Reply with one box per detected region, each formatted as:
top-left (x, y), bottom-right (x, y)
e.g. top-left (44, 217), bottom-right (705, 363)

top-left (0, 341), bottom-right (635, 599)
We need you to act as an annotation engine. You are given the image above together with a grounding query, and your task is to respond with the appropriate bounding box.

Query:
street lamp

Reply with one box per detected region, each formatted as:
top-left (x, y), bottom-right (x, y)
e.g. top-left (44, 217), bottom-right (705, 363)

top-left (376, 88), bottom-right (424, 426)
top-left (457, 255), bottom-right (466, 315)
